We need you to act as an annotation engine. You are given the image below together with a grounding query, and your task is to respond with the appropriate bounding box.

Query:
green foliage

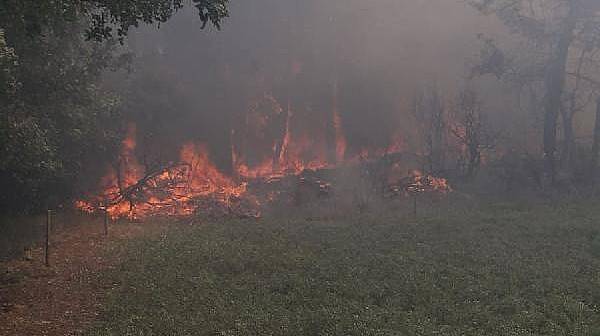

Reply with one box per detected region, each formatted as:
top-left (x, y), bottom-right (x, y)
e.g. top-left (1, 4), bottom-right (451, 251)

top-left (0, 9), bottom-right (125, 212)
top-left (0, 0), bottom-right (230, 213)
top-left (88, 203), bottom-right (600, 335)
top-left (0, 29), bottom-right (17, 98)
top-left (0, 0), bottom-right (229, 43)
top-left (85, 0), bottom-right (229, 41)
top-left (0, 15), bottom-right (121, 212)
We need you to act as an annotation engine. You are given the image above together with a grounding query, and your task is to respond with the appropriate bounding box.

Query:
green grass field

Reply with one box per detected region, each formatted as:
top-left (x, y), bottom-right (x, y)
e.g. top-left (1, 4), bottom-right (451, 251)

top-left (88, 201), bottom-right (600, 335)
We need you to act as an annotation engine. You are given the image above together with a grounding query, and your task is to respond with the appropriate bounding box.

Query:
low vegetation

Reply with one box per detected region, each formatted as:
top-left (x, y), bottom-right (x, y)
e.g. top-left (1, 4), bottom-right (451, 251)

top-left (88, 201), bottom-right (600, 335)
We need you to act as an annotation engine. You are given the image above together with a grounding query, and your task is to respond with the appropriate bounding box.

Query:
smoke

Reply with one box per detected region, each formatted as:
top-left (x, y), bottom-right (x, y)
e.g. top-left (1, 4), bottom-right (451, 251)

top-left (122, 0), bottom-right (504, 171)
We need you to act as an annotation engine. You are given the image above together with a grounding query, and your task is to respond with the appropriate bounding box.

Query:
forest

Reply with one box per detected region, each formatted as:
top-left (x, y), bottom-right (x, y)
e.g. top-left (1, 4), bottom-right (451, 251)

top-left (2, 0), bottom-right (600, 335)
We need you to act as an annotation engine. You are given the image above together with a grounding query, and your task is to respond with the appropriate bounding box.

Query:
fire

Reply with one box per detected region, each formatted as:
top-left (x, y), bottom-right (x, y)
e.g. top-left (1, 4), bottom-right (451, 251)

top-left (77, 93), bottom-right (450, 220)
top-left (236, 159), bottom-right (276, 179)
top-left (74, 200), bottom-right (95, 214)
top-left (278, 132), bottom-right (329, 173)
top-left (386, 131), bottom-right (405, 155)
top-left (235, 96), bottom-right (333, 178)
top-left (231, 92), bottom-right (408, 178)
top-left (76, 124), bottom-right (147, 218)
top-left (180, 143), bottom-right (236, 193)
top-left (77, 132), bottom-right (248, 219)
top-left (406, 170), bottom-right (452, 194)
top-left (332, 80), bottom-right (346, 163)
top-left (277, 106), bottom-right (293, 171)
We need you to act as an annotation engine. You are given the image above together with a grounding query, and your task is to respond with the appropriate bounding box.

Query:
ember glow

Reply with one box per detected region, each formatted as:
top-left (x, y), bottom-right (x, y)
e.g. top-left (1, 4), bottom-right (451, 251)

top-left (77, 128), bottom-right (247, 219)
top-left (406, 170), bottom-right (452, 194)
top-left (77, 96), bottom-right (450, 220)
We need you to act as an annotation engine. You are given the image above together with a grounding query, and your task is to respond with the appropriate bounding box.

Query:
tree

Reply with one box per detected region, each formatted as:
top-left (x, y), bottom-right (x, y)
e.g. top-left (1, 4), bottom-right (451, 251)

top-left (0, 0), bottom-right (229, 43)
top-left (451, 89), bottom-right (499, 178)
top-left (0, 30), bottom-right (17, 98)
top-left (471, 0), bottom-right (600, 185)
top-left (0, 0), bottom-right (230, 213)
top-left (413, 85), bottom-right (447, 174)
top-left (0, 18), bottom-right (124, 212)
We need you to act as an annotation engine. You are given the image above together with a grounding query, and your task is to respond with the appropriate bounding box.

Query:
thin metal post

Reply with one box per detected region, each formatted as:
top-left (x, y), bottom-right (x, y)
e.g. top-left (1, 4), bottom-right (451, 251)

top-left (104, 206), bottom-right (109, 237)
top-left (412, 193), bottom-right (418, 218)
top-left (45, 210), bottom-right (51, 267)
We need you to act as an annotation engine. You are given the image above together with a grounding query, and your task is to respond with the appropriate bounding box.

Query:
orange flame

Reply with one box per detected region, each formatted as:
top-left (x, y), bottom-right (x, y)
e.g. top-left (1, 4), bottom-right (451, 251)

top-left (77, 93), bottom-right (451, 220)
top-left (333, 106), bottom-right (346, 163)
top-left (77, 131), bottom-right (248, 219)
top-left (406, 170), bottom-right (452, 194)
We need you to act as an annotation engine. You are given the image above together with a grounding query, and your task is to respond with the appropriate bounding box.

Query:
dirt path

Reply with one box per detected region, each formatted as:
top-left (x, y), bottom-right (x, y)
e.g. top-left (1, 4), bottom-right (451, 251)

top-left (0, 219), bottom-right (168, 336)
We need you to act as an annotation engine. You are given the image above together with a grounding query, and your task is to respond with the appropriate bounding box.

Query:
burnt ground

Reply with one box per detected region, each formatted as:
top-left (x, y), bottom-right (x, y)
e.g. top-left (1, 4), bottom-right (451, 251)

top-left (0, 219), bottom-right (168, 336)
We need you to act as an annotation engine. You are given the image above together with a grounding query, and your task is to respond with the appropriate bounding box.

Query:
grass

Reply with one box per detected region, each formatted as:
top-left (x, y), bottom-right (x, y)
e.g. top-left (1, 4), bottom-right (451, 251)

top-left (0, 210), bottom-right (95, 261)
top-left (87, 201), bottom-right (600, 335)
top-left (0, 213), bottom-right (46, 261)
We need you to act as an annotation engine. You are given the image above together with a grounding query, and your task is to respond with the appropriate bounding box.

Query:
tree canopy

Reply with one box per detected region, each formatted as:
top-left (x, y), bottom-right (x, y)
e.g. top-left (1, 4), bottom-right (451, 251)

top-left (0, 0), bottom-right (229, 213)
top-left (0, 0), bottom-right (229, 42)
top-left (470, 0), bottom-right (600, 182)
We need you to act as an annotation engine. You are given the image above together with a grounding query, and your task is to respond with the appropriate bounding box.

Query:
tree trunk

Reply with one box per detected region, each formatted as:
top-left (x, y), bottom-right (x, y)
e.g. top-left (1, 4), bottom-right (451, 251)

top-left (430, 90), bottom-right (445, 173)
top-left (561, 107), bottom-right (575, 175)
top-left (327, 79), bottom-right (339, 165)
top-left (591, 98), bottom-right (600, 189)
top-left (542, 16), bottom-right (576, 186)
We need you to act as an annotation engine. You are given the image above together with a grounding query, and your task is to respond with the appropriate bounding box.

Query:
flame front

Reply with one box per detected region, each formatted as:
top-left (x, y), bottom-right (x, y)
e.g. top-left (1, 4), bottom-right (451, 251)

top-left (77, 93), bottom-right (450, 220)
top-left (78, 134), bottom-right (248, 219)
